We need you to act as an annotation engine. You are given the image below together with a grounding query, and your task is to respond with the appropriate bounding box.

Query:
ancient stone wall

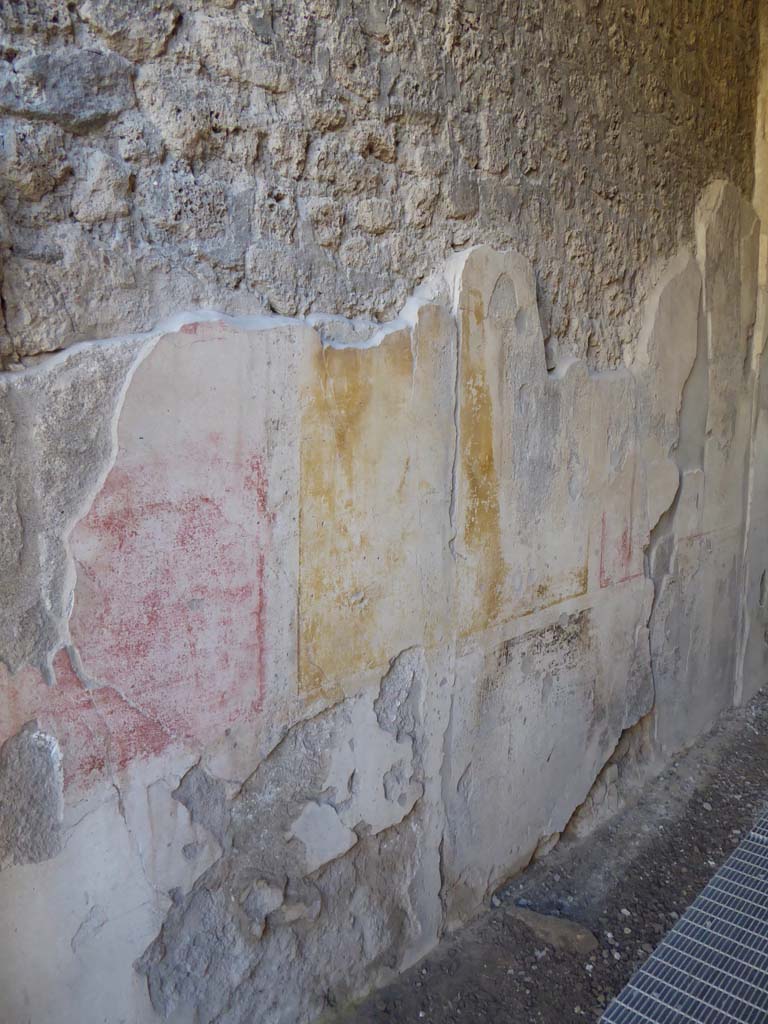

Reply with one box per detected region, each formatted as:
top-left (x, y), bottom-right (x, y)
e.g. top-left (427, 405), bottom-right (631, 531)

top-left (0, 3), bottom-right (767, 1024)
top-left (0, 0), bottom-right (758, 369)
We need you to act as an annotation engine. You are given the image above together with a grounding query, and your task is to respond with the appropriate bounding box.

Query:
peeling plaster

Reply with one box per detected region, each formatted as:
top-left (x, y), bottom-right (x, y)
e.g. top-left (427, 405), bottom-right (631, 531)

top-left (0, 176), bottom-right (766, 1024)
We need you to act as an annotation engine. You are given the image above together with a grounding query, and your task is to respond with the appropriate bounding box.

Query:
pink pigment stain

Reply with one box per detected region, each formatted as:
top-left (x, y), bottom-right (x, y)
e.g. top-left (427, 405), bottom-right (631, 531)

top-left (599, 511), bottom-right (643, 589)
top-left (0, 651), bottom-right (171, 792)
top-left (0, 327), bottom-right (275, 794)
top-left (57, 447), bottom-right (270, 789)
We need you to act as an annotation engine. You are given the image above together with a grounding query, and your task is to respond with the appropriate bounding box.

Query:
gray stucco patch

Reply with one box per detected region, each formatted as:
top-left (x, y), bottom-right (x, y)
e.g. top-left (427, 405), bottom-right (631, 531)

top-left (0, 720), bottom-right (63, 869)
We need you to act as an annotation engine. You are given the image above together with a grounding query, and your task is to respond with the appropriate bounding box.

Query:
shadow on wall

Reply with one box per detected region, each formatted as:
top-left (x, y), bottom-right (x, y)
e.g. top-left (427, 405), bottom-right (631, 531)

top-left (0, 180), bottom-right (765, 1024)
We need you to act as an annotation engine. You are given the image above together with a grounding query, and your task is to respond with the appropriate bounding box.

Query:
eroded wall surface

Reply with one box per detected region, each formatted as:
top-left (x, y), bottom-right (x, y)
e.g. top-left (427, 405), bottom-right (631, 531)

top-left (0, 176), bottom-right (766, 1022)
top-left (1, 2), bottom-right (766, 1021)
top-left (0, 1), bottom-right (758, 370)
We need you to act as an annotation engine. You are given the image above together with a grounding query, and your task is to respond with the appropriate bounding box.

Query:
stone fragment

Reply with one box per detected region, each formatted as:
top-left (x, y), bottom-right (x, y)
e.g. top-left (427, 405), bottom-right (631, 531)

top-left (135, 63), bottom-right (256, 163)
top-left (330, 15), bottom-right (379, 100)
top-left (356, 197), bottom-right (394, 235)
top-left (268, 123), bottom-right (309, 179)
top-left (72, 151), bottom-right (131, 223)
top-left (306, 136), bottom-right (379, 194)
top-left (188, 12), bottom-right (292, 92)
top-left (480, 111), bottom-right (512, 174)
top-left (306, 198), bottom-right (345, 248)
top-left (0, 0), bottom-right (73, 41)
top-left (0, 120), bottom-right (71, 201)
top-left (0, 721), bottom-right (63, 869)
top-left (0, 48), bottom-right (135, 131)
top-left (140, 162), bottom-right (230, 241)
top-left (403, 178), bottom-right (440, 229)
top-left (114, 111), bottom-right (165, 166)
top-left (353, 121), bottom-right (397, 163)
top-left (245, 242), bottom-right (300, 315)
top-left (445, 172), bottom-right (479, 220)
top-left (253, 183), bottom-right (297, 242)
top-left (78, 0), bottom-right (180, 61)
top-left (507, 907), bottom-right (599, 955)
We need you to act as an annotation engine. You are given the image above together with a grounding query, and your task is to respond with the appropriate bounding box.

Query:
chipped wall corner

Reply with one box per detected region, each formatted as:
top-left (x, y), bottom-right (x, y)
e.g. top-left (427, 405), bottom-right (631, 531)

top-left (1, 4), bottom-right (768, 1023)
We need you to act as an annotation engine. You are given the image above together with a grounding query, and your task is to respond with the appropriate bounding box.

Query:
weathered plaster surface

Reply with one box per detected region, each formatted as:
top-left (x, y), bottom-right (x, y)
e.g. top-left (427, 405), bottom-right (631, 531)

top-left (0, 2), bottom-right (758, 370)
top-left (0, 176), bottom-right (765, 1022)
top-left (0, 337), bottom-right (148, 679)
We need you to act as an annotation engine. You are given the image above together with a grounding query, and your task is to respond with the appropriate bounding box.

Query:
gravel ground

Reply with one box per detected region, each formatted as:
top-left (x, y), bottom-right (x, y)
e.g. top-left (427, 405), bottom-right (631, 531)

top-left (336, 687), bottom-right (768, 1024)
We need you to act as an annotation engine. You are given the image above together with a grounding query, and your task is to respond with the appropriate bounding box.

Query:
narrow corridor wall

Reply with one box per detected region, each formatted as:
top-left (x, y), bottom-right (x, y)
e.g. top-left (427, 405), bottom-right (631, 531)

top-left (0, 3), bottom-right (766, 1023)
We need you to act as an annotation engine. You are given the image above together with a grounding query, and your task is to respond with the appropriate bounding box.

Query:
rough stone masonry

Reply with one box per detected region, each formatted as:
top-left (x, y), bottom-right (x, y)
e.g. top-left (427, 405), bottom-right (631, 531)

top-left (0, 2), bottom-right (767, 1023)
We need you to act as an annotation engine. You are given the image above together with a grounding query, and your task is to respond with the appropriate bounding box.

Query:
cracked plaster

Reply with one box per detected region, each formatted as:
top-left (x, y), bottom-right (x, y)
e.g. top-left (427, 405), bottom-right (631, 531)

top-left (0, 176), bottom-right (766, 1022)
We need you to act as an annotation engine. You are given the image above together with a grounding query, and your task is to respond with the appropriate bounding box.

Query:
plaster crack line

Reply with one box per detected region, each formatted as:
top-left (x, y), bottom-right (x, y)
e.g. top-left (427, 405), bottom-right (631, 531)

top-left (448, 315), bottom-right (461, 560)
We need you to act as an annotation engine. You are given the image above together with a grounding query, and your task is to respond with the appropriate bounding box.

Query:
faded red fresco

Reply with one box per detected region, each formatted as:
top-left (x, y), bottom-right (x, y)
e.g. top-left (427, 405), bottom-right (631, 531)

top-left (0, 327), bottom-right (275, 794)
top-left (71, 448), bottom-right (268, 757)
top-left (0, 652), bottom-right (171, 791)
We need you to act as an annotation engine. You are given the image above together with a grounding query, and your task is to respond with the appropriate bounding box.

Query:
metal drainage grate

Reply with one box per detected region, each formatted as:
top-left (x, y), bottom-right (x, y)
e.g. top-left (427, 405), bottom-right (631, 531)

top-left (602, 811), bottom-right (768, 1023)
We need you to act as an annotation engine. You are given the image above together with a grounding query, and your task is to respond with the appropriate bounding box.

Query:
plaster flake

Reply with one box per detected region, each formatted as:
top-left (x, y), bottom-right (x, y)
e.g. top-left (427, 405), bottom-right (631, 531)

top-left (289, 802), bottom-right (358, 873)
top-left (0, 336), bottom-right (150, 680)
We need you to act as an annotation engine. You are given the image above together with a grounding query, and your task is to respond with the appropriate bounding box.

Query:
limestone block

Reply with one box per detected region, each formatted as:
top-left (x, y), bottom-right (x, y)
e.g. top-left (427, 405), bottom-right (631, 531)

top-left (72, 150), bottom-right (131, 224)
top-left (306, 197), bottom-right (345, 249)
top-left (0, 120), bottom-right (71, 201)
top-left (79, 0), bottom-right (179, 61)
top-left (356, 197), bottom-right (394, 235)
top-left (0, 48), bottom-right (135, 130)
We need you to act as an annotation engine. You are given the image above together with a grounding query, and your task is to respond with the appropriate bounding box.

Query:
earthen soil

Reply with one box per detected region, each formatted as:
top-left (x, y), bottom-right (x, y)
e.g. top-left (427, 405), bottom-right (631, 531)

top-left (337, 687), bottom-right (768, 1024)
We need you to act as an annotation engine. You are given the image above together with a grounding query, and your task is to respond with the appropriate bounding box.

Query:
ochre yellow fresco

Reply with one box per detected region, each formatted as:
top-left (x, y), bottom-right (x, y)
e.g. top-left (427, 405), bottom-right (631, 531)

top-left (297, 264), bottom-right (591, 698)
top-left (298, 314), bottom-right (453, 698)
top-left (455, 268), bottom-right (589, 641)
top-left (458, 288), bottom-right (506, 635)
